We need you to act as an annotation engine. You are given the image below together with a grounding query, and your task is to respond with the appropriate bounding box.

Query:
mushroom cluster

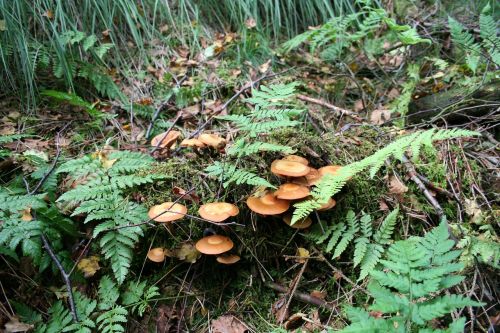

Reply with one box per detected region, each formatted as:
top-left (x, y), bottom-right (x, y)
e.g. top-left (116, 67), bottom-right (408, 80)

top-left (246, 155), bottom-right (340, 228)
top-left (150, 131), bottom-right (226, 150)
top-left (180, 133), bottom-right (226, 150)
top-left (147, 200), bottom-right (240, 264)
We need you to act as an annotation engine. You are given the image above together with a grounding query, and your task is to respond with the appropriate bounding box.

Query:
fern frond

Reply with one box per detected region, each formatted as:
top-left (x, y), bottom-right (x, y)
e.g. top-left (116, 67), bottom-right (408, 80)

top-left (359, 243), bottom-right (384, 280)
top-left (373, 207), bottom-right (399, 244)
top-left (205, 162), bottom-right (275, 189)
top-left (96, 306), bottom-right (127, 333)
top-left (332, 211), bottom-right (359, 258)
top-left (227, 140), bottom-right (295, 157)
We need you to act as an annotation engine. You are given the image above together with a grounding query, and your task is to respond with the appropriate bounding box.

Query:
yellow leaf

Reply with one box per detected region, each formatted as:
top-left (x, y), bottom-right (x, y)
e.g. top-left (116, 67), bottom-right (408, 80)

top-left (102, 158), bottom-right (117, 169)
top-left (20, 208), bottom-right (33, 221)
top-left (296, 247), bottom-right (310, 263)
top-left (77, 256), bottom-right (100, 278)
top-left (175, 243), bottom-right (200, 263)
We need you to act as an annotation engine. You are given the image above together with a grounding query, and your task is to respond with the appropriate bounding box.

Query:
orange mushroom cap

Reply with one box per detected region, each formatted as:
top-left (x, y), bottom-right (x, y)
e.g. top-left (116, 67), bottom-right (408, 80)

top-left (283, 214), bottom-right (313, 229)
top-left (198, 202), bottom-right (239, 223)
top-left (274, 183), bottom-right (310, 200)
top-left (246, 193), bottom-right (290, 215)
top-left (180, 138), bottom-right (206, 148)
top-left (150, 130), bottom-right (181, 149)
top-left (216, 254), bottom-right (241, 264)
top-left (148, 202), bottom-right (187, 222)
top-left (147, 247), bottom-right (166, 262)
top-left (318, 198), bottom-right (336, 211)
top-left (282, 155), bottom-right (309, 166)
top-left (195, 235), bottom-right (234, 255)
top-left (199, 133), bottom-right (226, 148)
top-left (271, 159), bottom-right (310, 177)
top-left (304, 168), bottom-right (321, 186)
top-left (318, 165), bottom-right (342, 177)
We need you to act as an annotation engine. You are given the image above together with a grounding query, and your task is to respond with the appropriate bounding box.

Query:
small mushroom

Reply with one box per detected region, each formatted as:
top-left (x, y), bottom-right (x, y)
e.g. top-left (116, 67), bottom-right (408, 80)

top-left (271, 159), bottom-right (310, 178)
top-left (199, 133), bottom-right (226, 148)
top-left (282, 214), bottom-right (312, 229)
top-left (147, 247), bottom-right (166, 262)
top-left (195, 235), bottom-right (234, 255)
top-left (318, 165), bottom-right (342, 177)
top-left (216, 254), bottom-right (241, 264)
top-left (318, 198), bottom-right (336, 211)
top-left (150, 130), bottom-right (181, 149)
top-left (274, 183), bottom-right (310, 200)
top-left (246, 193), bottom-right (290, 215)
top-left (282, 155), bottom-right (309, 166)
top-left (198, 202), bottom-right (239, 223)
top-left (148, 202), bottom-right (187, 222)
top-left (180, 138), bottom-right (206, 148)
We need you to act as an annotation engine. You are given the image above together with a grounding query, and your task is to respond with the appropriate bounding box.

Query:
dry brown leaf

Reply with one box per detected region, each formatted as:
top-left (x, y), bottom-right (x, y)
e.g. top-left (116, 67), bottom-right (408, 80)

top-left (309, 290), bottom-right (326, 300)
top-left (303, 310), bottom-right (322, 332)
top-left (258, 60), bottom-right (272, 73)
top-left (284, 313), bottom-right (305, 330)
top-left (387, 88), bottom-right (400, 100)
top-left (388, 176), bottom-right (408, 194)
top-left (353, 100), bottom-right (365, 112)
top-left (20, 208), bottom-right (32, 222)
top-left (272, 296), bottom-right (289, 324)
top-left (4, 317), bottom-right (34, 332)
top-left (172, 186), bottom-right (200, 203)
top-left (370, 108), bottom-right (391, 125)
top-left (211, 315), bottom-right (249, 333)
top-left (77, 255), bottom-right (100, 278)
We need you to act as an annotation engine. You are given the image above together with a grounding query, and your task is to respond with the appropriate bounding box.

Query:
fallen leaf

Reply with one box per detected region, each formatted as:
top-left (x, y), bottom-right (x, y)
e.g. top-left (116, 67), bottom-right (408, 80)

top-left (175, 243), bottom-right (200, 263)
top-left (353, 100), bottom-right (365, 112)
top-left (177, 104), bottom-right (200, 120)
top-left (464, 198), bottom-right (483, 224)
top-left (272, 297), bottom-right (289, 324)
top-left (309, 290), bottom-right (326, 300)
top-left (4, 317), bottom-right (34, 332)
top-left (370, 108), bottom-right (391, 125)
top-left (0, 20), bottom-right (6, 32)
top-left (388, 176), bottom-right (408, 194)
top-left (211, 315), bottom-right (249, 333)
top-left (303, 310), bottom-right (322, 332)
top-left (20, 208), bottom-right (32, 222)
top-left (379, 199), bottom-right (390, 211)
top-left (296, 247), bottom-right (310, 263)
top-left (387, 88), bottom-right (400, 100)
top-left (172, 186), bottom-right (200, 203)
top-left (245, 18), bottom-right (257, 29)
top-left (155, 305), bottom-right (181, 333)
top-left (258, 60), bottom-right (271, 73)
top-left (77, 255), bottom-right (100, 278)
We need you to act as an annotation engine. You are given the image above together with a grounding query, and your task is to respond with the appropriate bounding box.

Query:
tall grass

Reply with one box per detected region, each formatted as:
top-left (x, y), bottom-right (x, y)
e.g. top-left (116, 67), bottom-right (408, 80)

top-left (0, 0), bottom-right (361, 109)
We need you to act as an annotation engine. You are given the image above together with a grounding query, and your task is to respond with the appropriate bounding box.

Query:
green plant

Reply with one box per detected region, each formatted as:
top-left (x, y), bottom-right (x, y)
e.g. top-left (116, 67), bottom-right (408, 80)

top-left (292, 129), bottom-right (479, 223)
top-left (206, 82), bottom-right (305, 189)
top-left (310, 208), bottom-right (399, 280)
top-left (390, 63), bottom-right (420, 120)
top-left (56, 150), bottom-right (165, 284)
top-left (448, 3), bottom-right (500, 73)
top-left (282, 2), bottom-right (429, 61)
top-left (338, 220), bottom-right (484, 332)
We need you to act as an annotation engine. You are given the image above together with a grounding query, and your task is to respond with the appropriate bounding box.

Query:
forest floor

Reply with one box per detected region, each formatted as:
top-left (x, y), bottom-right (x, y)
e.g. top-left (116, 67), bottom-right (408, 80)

top-left (0, 2), bottom-right (499, 333)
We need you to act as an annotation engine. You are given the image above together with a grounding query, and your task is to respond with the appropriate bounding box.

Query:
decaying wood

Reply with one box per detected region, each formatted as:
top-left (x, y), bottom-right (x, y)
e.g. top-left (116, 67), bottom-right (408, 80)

top-left (407, 80), bottom-right (499, 124)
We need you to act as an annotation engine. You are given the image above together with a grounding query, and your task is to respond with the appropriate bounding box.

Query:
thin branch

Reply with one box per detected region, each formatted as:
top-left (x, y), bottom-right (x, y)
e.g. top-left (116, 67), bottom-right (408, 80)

top-left (150, 113), bottom-right (182, 154)
top-left (297, 94), bottom-right (363, 121)
top-left (400, 154), bottom-right (458, 242)
top-left (266, 282), bottom-right (336, 311)
top-left (41, 233), bottom-right (78, 322)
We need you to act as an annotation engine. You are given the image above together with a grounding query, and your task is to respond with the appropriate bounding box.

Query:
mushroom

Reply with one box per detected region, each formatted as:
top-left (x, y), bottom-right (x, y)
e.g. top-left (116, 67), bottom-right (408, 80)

top-left (318, 165), bottom-right (342, 177)
top-left (274, 183), bottom-right (310, 200)
top-left (147, 247), bottom-right (166, 262)
top-left (148, 202), bottom-right (187, 222)
top-left (199, 133), bottom-right (226, 148)
top-left (282, 214), bottom-right (313, 229)
top-left (271, 159), bottom-right (310, 178)
top-left (216, 254), bottom-right (241, 264)
top-left (198, 202), bottom-right (239, 223)
top-left (195, 235), bottom-right (234, 255)
top-left (246, 193), bottom-right (290, 215)
top-left (180, 138), bottom-right (206, 148)
top-left (303, 168), bottom-right (321, 186)
top-left (150, 130), bottom-right (181, 149)
top-left (318, 198), bottom-right (336, 211)
top-left (282, 155), bottom-right (309, 166)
